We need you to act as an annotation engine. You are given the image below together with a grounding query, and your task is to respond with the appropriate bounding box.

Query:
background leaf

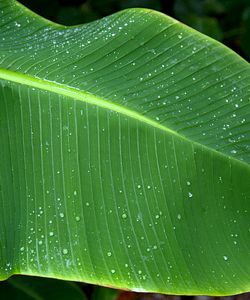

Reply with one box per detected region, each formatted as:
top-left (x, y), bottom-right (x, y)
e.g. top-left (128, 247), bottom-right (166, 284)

top-left (91, 286), bottom-right (119, 300)
top-left (0, 276), bottom-right (87, 300)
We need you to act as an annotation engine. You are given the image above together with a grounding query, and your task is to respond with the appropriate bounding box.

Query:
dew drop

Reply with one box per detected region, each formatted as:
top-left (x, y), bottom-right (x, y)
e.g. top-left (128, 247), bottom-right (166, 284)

top-left (63, 249), bottom-right (68, 255)
top-left (122, 213), bottom-right (127, 219)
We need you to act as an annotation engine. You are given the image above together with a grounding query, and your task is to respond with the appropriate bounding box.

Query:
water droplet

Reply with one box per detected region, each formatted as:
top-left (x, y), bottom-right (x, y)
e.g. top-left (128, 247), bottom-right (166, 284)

top-left (223, 256), bottom-right (228, 261)
top-left (107, 252), bottom-right (112, 257)
top-left (122, 213), bottom-right (127, 219)
top-left (177, 214), bottom-right (181, 220)
top-left (75, 216), bottom-right (81, 222)
top-left (59, 212), bottom-right (64, 218)
top-left (63, 249), bottom-right (68, 255)
top-left (188, 192), bottom-right (193, 198)
top-left (49, 232), bottom-right (54, 237)
top-left (111, 269), bottom-right (116, 274)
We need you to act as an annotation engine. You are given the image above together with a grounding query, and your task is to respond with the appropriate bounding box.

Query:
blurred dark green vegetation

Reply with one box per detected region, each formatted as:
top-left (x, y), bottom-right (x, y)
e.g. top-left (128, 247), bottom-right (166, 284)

top-left (19, 0), bottom-right (250, 61)
top-left (2, 275), bottom-right (250, 300)
top-left (9, 0), bottom-right (250, 299)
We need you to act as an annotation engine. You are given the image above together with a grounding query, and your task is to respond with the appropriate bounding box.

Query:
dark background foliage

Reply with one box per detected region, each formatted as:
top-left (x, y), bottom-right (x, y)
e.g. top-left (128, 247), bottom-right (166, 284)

top-left (14, 0), bottom-right (250, 299)
top-left (19, 0), bottom-right (250, 61)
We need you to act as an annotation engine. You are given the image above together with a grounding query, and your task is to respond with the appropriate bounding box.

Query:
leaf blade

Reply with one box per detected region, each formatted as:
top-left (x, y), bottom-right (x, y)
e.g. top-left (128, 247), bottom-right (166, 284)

top-left (0, 0), bottom-right (250, 296)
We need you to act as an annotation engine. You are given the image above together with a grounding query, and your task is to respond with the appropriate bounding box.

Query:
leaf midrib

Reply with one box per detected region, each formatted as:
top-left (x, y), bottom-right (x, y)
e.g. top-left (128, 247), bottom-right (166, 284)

top-left (0, 67), bottom-right (249, 170)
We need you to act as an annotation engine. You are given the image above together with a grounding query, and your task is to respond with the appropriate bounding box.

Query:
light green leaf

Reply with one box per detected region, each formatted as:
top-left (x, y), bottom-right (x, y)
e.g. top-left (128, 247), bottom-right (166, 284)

top-left (0, 276), bottom-right (87, 299)
top-left (0, 0), bottom-right (250, 296)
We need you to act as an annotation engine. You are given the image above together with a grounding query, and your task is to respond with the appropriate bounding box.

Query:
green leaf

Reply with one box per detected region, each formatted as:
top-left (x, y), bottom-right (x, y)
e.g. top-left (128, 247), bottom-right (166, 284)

top-left (91, 286), bottom-right (119, 300)
top-left (0, 0), bottom-right (250, 296)
top-left (0, 276), bottom-right (87, 299)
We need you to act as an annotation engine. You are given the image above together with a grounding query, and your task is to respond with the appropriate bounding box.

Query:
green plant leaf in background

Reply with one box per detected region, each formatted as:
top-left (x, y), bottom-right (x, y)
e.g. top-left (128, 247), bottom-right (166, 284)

top-left (91, 286), bottom-right (119, 300)
top-left (0, 0), bottom-right (250, 296)
top-left (0, 276), bottom-right (87, 299)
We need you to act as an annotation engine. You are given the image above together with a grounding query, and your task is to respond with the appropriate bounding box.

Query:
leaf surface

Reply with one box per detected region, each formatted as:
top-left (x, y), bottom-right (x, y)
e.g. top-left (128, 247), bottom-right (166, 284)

top-left (0, 0), bottom-right (250, 296)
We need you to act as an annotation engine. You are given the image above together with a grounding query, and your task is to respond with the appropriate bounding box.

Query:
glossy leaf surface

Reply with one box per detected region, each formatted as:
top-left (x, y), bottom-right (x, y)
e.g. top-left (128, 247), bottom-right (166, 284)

top-left (0, 0), bottom-right (250, 296)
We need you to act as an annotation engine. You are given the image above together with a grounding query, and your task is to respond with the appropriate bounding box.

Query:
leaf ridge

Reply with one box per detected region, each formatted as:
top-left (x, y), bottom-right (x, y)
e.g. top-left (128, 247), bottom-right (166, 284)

top-left (0, 68), bottom-right (249, 172)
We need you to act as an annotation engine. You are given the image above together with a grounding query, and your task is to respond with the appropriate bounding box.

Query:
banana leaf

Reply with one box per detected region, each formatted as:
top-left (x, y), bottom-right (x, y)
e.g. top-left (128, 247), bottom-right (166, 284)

top-left (0, 0), bottom-right (250, 296)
